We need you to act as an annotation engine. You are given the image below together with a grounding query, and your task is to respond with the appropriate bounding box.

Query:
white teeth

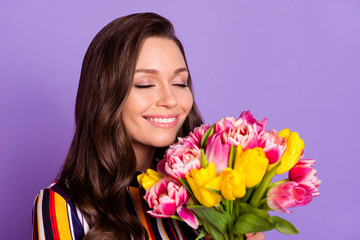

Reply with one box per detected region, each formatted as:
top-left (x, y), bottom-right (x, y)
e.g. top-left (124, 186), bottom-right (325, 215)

top-left (147, 117), bottom-right (176, 123)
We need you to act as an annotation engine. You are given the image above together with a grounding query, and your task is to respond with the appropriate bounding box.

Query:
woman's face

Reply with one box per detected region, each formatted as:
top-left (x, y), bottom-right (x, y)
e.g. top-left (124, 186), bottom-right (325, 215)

top-left (122, 37), bottom-right (193, 151)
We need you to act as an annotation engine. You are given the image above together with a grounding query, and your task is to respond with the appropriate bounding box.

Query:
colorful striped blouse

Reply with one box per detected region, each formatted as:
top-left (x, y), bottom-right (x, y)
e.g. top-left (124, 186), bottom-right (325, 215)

top-left (32, 174), bottom-right (200, 240)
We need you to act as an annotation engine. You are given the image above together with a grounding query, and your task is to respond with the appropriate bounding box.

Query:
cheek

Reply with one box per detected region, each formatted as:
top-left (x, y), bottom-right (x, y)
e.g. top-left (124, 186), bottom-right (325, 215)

top-left (123, 93), bottom-right (152, 117)
top-left (183, 92), bottom-right (194, 114)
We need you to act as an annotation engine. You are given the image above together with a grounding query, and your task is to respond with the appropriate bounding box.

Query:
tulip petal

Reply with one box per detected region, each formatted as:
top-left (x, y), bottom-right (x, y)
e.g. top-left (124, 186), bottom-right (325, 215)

top-left (205, 176), bottom-right (222, 191)
top-left (163, 141), bottom-right (202, 179)
top-left (147, 210), bottom-right (173, 218)
top-left (205, 133), bottom-right (231, 174)
top-left (289, 159), bottom-right (321, 197)
top-left (267, 181), bottom-right (314, 213)
top-left (186, 163), bottom-right (223, 207)
top-left (272, 130), bottom-right (304, 175)
top-left (143, 177), bottom-right (189, 217)
top-left (156, 159), bottom-right (167, 176)
top-left (177, 206), bottom-right (199, 229)
top-left (239, 111), bottom-right (267, 133)
top-left (234, 148), bottom-right (268, 188)
top-left (137, 169), bottom-right (164, 190)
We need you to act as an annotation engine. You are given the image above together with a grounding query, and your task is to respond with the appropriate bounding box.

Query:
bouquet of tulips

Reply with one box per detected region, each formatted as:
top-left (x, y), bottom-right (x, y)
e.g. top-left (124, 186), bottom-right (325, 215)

top-left (138, 111), bottom-right (320, 240)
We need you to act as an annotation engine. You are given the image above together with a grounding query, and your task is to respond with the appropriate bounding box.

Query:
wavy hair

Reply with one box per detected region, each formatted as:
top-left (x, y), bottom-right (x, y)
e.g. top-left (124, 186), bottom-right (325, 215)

top-left (59, 12), bottom-right (203, 239)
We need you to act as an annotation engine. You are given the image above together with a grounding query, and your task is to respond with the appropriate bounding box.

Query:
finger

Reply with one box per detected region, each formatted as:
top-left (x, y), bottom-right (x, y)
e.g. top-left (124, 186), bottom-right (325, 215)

top-left (245, 232), bottom-right (265, 240)
top-left (256, 232), bottom-right (265, 240)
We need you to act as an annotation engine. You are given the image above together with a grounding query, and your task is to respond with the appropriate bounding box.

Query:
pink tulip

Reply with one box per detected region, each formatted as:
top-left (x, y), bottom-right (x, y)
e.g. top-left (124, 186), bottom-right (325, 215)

top-left (214, 117), bottom-right (236, 133)
top-left (177, 136), bottom-right (198, 148)
top-left (289, 159), bottom-right (321, 197)
top-left (226, 123), bottom-right (259, 151)
top-left (188, 124), bottom-right (210, 147)
top-left (267, 181), bottom-right (313, 213)
top-left (258, 130), bottom-right (286, 164)
top-left (205, 132), bottom-right (231, 174)
top-left (205, 116), bottom-right (262, 173)
top-left (144, 177), bottom-right (189, 218)
top-left (160, 141), bottom-right (202, 179)
top-left (239, 111), bottom-right (268, 133)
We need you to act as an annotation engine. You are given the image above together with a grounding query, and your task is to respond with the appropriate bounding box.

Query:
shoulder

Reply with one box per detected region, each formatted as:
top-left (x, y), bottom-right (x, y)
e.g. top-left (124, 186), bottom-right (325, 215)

top-left (33, 181), bottom-right (90, 240)
top-left (33, 181), bottom-right (75, 218)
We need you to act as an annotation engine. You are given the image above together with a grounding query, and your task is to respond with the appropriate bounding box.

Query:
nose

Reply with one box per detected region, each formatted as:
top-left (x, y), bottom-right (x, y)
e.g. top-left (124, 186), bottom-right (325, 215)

top-left (156, 84), bottom-right (177, 108)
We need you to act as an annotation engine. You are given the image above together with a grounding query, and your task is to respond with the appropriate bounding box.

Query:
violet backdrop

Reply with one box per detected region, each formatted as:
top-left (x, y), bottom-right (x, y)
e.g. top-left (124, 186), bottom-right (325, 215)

top-left (1, 1), bottom-right (359, 239)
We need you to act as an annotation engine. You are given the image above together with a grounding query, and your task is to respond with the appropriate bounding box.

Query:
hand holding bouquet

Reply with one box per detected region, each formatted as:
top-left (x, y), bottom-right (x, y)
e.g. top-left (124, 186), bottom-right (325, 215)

top-left (138, 111), bottom-right (320, 240)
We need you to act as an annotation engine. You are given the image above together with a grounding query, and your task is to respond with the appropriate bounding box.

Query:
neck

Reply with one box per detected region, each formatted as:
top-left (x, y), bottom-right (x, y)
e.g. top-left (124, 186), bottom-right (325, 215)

top-left (132, 142), bottom-right (155, 171)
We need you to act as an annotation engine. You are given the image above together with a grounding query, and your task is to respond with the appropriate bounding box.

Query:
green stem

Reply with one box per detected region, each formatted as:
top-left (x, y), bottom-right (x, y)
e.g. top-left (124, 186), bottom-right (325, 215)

top-left (229, 199), bottom-right (234, 215)
top-left (249, 161), bottom-right (281, 208)
top-left (234, 234), bottom-right (244, 240)
top-left (241, 187), bottom-right (255, 203)
top-left (218, 202), bottom-right (225, 212)
top-left (234, 198), bottom-right (240, 218)
top-left (267, 179), bottom-right (289, 189)
top-left (258, 198), bottom-right (268, 207)
top-left (222, 199), bottom-right (230, 213)
top-left (229, 233), bottom-right (235, 240)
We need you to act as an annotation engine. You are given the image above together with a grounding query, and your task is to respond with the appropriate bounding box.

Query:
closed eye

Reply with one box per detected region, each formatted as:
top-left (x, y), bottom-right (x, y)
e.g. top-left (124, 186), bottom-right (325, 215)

top-left (172, 84), bottom-right (188, 88)
top-left (134, 85), bottom-right (155, 89)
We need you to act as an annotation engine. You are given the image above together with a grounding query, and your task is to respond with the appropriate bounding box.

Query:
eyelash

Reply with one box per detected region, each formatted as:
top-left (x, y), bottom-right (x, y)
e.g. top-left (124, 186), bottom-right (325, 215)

top-left (134, 85), bottom-right (154, 89)
top-left (134, 84), bottom-right (188, 88)
top-left (172, 84), bottom-right (188, 88)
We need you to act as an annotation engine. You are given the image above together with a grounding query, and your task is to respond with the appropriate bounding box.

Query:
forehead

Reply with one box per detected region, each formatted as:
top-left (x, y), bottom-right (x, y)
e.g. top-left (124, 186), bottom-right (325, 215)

top-left (135, 37), bottom-right (186, 69)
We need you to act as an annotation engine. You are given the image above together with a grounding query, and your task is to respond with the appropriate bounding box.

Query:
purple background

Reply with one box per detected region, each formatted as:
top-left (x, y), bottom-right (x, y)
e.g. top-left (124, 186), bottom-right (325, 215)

top-left (1, 1), bottom-right (359, 239)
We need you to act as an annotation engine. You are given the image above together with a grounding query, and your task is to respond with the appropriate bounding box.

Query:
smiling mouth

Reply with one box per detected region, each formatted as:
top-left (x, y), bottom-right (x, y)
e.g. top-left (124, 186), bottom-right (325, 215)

top-left (143, 115), bottom-right (179, 128)
top-left (146, 117), bottom-right (176, 123)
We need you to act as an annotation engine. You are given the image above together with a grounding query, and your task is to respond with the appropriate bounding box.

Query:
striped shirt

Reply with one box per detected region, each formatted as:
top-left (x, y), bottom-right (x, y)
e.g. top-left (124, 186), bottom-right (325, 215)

top-left (32, 174), bottom-right (200, 240)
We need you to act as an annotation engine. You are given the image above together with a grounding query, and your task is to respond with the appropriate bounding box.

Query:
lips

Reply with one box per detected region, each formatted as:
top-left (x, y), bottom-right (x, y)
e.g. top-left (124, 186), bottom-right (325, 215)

top-left (143, 115), bottom-right (180, 128)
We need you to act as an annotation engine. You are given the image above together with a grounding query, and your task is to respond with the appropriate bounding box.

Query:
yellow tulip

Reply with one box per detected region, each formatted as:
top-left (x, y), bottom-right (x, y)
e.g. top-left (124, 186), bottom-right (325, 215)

top-left (211, 168), bottom-right (246, 201)
top-left (268, 128), bottom-right (305, 175)
top-left (186, 162), bottom-right (223, 207)
top-left (234, 146), bottom-right (268, 188)
top-left (137, 169), bottom-right (164, 190)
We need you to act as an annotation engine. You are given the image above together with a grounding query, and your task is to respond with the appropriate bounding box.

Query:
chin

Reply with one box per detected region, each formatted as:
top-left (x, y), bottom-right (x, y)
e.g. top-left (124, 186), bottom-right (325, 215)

top-left (151, 135), bottom-right (177, 148)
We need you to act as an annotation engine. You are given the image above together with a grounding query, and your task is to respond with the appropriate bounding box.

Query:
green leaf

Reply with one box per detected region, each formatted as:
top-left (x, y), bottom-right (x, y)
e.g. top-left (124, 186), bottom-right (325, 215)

top-left (234, 234), bottom-right (245, 240)
top-left (201, 124), bottom-right (215, 149)
top-left (271, 216), bottom-right (299, 235)
top-left (259, 201), bottom-right (272, 211)
top-left (206, 187), bottom-right (221, 195)
top-left (170, 215), bottom-right (182, 221)
top-left (201, 149), bottom-right (208, 168)
top-left (204, 226), bottom-right (225, 240)
top-left (195, 227), bottom-right (207, 240)
top-left (189, 205), bottom-right (233, 240)
top-left (228, 145), bottom-right (237, 169)
top-left (232, 213), bottom-right (275, 234)
top-left (238, 203), bottom-right (271, 221)
top-left (178, 178), bottom-right (198, 205)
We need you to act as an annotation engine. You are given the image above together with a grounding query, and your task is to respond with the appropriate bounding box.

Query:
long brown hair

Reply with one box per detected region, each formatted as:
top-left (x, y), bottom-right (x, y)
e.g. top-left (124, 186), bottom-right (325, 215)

top-left (59, 12), bottom-right (203, 239)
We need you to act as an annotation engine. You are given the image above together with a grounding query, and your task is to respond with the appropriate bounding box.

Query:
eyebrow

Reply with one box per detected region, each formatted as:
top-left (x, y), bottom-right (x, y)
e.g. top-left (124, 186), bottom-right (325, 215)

top-left (134, 67), bottom-right (188, 75)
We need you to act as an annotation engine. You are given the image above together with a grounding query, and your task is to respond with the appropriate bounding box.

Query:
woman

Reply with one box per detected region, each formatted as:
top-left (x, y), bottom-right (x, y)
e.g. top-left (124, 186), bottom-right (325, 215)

top-left (32, 12), bottom-right (265, 240)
